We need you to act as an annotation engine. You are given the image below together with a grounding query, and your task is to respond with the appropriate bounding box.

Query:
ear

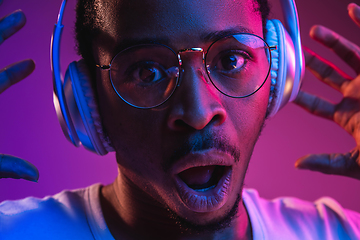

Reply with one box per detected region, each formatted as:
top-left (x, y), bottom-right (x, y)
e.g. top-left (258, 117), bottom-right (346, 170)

top-left (62, 59), bottom-right (114, 155)
top-left (265, 19), bottom-right (297, 117)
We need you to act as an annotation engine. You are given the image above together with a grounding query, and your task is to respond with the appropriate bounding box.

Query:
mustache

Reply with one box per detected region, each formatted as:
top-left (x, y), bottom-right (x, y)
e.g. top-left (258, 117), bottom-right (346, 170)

top-left (163, 133), bottom-right (240, 172)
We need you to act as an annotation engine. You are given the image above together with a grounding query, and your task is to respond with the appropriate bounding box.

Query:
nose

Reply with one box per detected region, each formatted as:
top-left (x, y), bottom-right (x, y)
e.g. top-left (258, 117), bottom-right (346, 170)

top-left (167, 62), bottom-right (227, 131)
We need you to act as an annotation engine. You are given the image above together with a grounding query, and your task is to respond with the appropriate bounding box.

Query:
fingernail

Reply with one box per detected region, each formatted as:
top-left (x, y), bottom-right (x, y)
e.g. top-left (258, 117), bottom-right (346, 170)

top-left (23, 174), bottom-right (39, 182)
top-left (12, 10), bottom-right (23, 20)
top-left (309, 25), bottom-right (324, 39)
top-left (22, 164), bottom-right (39, 182)
top-left (28, 177), bottom-right (39, 183)
top-left (7, 11), bottom-right (20, 23)
top-left (349, 3), bottom-right (360, 16)
top-left (348, 3), bottom-right (354, 11)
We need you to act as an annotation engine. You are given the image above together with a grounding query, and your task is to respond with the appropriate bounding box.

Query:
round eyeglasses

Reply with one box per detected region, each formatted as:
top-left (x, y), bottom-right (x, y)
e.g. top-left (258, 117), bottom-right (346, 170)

top-left (97, 33), bottom-right (276, 109)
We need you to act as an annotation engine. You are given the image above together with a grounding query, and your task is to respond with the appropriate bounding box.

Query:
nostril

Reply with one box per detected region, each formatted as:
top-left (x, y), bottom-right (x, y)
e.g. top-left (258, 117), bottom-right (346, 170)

top-left (169, 110), bottom-right (226, 131)
top-left (211, 114), bottom-right (225, 126)
top-left (173, 119), bottom-right (190, 130)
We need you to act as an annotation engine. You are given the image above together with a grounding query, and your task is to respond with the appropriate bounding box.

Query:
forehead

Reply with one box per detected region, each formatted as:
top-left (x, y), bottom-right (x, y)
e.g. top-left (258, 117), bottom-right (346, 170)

top-left (94, 0), bottom-right (262, 51)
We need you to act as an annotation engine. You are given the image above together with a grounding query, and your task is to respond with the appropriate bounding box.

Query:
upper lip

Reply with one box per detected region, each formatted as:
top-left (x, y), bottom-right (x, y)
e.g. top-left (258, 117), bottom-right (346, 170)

top-left (170, 149), bottom-right (234, 175)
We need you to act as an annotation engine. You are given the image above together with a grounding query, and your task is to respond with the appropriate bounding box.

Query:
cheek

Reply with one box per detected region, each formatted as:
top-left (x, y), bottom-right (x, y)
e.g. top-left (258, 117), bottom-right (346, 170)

top-left (227, 79), bottom-right (270, 151)
top-left (226, 83), bottom-right (269, 191)
top-left (96, 70), bottom-right (160, 162)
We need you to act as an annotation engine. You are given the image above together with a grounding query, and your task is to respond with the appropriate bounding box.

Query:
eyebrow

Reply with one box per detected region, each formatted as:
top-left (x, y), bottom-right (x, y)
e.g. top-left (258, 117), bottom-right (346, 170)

top-left (112, 37), bottom-right (171, 54)
top-left (201, 26), bottom-right (255, 42)
top-left (112, 26), bottom-right (254, 53)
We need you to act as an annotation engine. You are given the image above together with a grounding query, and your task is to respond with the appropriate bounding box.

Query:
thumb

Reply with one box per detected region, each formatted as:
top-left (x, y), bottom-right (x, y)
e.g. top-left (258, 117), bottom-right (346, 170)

top-left (0, 154), bottom-right (39, 182)
top-left (295, 151), bottom-right (360, 180)
top-left (348, 3), bottom-right (360, 28)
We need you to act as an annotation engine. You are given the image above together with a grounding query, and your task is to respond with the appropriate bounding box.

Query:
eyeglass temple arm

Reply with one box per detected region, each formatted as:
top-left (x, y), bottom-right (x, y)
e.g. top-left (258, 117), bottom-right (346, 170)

top-left (95, 45), bottom-right (277, 70)
top-left (269, 46), bottom-right (277, 51)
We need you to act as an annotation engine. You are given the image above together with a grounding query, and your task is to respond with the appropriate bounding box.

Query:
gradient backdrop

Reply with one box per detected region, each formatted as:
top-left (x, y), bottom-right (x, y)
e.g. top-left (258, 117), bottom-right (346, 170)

top-left (1, 0), bottom-right (360, 213)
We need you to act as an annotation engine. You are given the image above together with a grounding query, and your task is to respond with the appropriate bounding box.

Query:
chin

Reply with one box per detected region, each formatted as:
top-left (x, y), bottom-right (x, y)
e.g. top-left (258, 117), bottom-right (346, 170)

top-left (166, 193), bottom-right (242, 235)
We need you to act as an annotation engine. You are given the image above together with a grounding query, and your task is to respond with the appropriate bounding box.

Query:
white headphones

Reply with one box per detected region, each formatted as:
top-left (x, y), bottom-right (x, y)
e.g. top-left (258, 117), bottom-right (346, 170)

top-left (51, 0), bottom-right (304, 155)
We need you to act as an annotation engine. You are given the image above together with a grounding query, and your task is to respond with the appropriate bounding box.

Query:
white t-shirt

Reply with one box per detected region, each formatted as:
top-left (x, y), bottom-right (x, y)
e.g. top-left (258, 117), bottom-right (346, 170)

top-left (1, 184), bottom-right (359, 239)
top-left (243, 189), bottom-right (360, 239)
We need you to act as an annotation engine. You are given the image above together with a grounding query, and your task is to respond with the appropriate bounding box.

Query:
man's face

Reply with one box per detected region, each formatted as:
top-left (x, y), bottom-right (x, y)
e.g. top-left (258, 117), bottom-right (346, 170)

top-left (94, 0), bottom-right (269, 226)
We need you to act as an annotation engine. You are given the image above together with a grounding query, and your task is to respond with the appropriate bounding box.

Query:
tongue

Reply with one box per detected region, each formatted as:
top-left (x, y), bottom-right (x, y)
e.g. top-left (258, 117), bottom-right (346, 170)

top-left (178, 166), bottom-right (216, 186)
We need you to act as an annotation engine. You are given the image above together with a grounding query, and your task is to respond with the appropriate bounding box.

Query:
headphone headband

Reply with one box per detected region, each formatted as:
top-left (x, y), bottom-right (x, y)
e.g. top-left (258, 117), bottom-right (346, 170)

top-left (51, 0), bottom-right (79, 146)
top-left (280, 0), bottom-right (304, 101)
top-left (51, 0), bottom-right (304, 155)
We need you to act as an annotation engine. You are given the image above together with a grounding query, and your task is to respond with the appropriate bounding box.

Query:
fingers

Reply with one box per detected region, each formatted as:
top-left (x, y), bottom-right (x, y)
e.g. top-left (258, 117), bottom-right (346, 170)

top-left (294, 90), bottom-right (335, 120)
top-left (0, 10), bottom-right (26, 45)
top-left (348, 3), bottom-right (360, 28)
top-left (309, 25), bottom-right (360, 74)
top-left (295, 149), bottom-right (360, 180)
top-left (304, 47), bottom-right (352, 92)
top-left (0, 154), bottom-right (39, 182)
top-left (0, 59), bottom-right (35, 94)
top-left (0, 9), bottom-right (35, 93)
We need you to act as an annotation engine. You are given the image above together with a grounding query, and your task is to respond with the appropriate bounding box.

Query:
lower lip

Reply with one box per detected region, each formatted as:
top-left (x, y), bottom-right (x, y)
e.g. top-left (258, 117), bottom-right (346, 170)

top-left (174, 167), bottom-right (232, 212)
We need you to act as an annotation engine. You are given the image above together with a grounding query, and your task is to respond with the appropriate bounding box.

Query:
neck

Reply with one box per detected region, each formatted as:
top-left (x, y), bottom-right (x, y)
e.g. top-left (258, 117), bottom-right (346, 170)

top-left (100, 173), bottom-right (252, 240)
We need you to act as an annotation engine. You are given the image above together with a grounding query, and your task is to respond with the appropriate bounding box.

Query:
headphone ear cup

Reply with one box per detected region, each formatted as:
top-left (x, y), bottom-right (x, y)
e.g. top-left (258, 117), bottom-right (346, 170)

top-left (63, 59), bottom-right (114, 155)
top-left (265, 19), bottom-right (297, 117)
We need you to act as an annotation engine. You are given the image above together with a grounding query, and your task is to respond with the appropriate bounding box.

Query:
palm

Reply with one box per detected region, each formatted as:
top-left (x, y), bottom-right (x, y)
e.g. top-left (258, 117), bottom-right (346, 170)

top-left (336, 74), bottom-right (360, 139)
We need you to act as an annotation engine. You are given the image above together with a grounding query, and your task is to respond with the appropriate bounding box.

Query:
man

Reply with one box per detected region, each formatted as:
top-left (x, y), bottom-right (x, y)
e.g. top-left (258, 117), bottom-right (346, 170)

top-left (0, 0), bottom-right (360, 239)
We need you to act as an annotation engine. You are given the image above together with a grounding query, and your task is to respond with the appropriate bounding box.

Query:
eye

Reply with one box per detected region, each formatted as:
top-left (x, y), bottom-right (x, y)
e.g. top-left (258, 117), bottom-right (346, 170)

top-left (213, 50), bottom-right (249, 74)
top-left (220, 54), bottom-right (244, 70)
top-left (129, 62), bottom-right (167, 84)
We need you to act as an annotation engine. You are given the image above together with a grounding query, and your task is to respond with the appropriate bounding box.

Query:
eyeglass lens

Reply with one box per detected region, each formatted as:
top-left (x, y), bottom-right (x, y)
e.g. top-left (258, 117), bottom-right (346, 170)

top-left (110, 33), bottom-right (271, 108)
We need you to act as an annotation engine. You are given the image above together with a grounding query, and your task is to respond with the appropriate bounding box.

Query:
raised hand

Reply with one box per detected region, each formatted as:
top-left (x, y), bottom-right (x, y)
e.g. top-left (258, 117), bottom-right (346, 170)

top-left (294, 3), bottom-right (360, 180)
top-left (0, 1), bottom-right (38, 181)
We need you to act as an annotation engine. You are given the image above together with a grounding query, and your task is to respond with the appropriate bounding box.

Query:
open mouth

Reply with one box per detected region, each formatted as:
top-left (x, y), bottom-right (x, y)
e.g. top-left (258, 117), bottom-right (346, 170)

top-left (174, 165), bottom-right (232, 212)
top-left (178, 165), bottom-right (227, 192)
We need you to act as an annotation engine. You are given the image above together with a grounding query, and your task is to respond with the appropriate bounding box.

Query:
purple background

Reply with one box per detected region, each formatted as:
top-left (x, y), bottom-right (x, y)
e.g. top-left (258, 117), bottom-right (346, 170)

top-left (1, 0), bottom-right (360, 213)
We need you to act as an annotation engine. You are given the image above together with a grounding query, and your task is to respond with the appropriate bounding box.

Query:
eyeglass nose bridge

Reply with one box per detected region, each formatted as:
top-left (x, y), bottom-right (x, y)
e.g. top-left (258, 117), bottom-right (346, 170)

top-left (177, 48), bottom-right (205, 66)
top-left (177, 48), bottom-right (208, 87)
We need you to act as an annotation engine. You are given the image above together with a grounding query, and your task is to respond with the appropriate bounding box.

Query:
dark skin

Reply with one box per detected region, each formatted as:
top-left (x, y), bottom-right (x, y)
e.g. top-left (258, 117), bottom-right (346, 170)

top-left (294, 4), bottom-right (360, 180)
top-left (0, 2), bottom-right (38, 182)
top-left (1, 0), bottom-right (360, 239)
top-left (98, 2), bottom-right (360, 239)
top-left (95, 0), bottom-right (264, 239)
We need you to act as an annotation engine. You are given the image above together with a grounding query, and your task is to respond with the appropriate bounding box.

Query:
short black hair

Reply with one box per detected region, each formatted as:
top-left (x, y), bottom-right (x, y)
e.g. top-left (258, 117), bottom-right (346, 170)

top-left (75, 0), bottom-right (270, 81)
